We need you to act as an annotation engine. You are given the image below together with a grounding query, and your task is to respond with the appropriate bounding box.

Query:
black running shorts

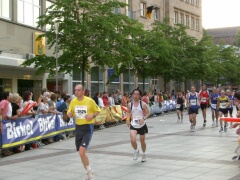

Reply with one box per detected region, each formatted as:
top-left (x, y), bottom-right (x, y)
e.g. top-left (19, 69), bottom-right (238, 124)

top-left (130, 124), bottom-right (148, 135)
top-left (188, 107), bottom-right (198, 115)
top-left (219, 108), bottom-right (228, 115)
top-left (200, 104), bottom-right (207, 110)
top-left (75, 124), bottom-right (94, 151)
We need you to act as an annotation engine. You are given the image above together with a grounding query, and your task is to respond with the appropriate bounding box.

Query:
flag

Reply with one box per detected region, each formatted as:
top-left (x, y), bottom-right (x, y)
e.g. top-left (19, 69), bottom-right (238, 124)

top-left (146, 6), bottom-right (155, 18)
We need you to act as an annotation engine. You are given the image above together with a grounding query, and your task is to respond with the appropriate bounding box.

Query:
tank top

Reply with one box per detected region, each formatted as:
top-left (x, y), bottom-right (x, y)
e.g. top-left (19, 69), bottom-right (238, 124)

top-left (131, 102), bottom-right (145, 129)
top-left (210, 93), bottom-right (219, 109)
top-left (176, 96), bottom-right (184, 108)
top-left (189, 92), bottom-right (198, 109)
top-left (219, 96), bottom-right (228, 109)
top-left (199, 90), bottom-right (209, 104)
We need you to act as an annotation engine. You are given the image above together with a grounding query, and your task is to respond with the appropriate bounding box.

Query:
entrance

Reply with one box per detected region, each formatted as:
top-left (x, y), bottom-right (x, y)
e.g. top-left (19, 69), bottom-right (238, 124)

top-left (18, 79), bottom-right (42, 101)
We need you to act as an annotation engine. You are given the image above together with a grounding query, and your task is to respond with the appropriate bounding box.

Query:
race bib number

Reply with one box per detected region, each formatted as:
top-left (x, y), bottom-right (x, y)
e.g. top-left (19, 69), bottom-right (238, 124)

top-left (201, 97), bottom-right (207, 103)
top-left (75, 106), bottom-right (87, 119)
top-left (211, 104), bottom-right (217, 109)
top-left (176, 104), bottom-right (181, 108)
top-left (220, 103), bottom-right (226, 109)
top-left (190, 99), bottom-right (197, 106)
top-left (132, 116), bottom-right (142, 126)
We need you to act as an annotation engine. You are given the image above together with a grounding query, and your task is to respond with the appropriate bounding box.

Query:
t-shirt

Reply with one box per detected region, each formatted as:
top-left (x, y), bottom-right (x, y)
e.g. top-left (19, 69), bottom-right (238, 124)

top-left (0, 100), bottom-right (9, 119)
top-left (67, 96), bottom-right (101, 125)
top-left (37, 102), bottom-right (49, 115)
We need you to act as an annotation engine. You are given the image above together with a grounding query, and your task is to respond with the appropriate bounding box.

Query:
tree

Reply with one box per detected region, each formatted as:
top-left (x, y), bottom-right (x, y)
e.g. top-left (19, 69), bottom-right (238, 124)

top-left (21, 0), bottom-right (144, 85)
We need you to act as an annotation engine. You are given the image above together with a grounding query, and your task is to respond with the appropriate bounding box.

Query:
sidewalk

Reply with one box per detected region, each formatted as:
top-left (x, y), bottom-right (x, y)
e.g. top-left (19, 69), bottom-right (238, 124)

top-left (1, 108), bottom-right (240, 180)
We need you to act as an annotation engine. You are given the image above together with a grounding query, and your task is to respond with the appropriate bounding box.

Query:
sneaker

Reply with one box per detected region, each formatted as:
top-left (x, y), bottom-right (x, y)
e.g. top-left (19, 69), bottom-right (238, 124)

top-left (141, 154), bottom-right (147, 162)
top-left (83, 169), bottom-right (95, 180)
top-left (133, 150), bottom-right (139, 160)
top-left (212, 122), bottom-right (215, 127)
top-left (181, 118), bottom-right (183, 123)
top-left (203, 120), bottom-right (207, 127)
top-left (216, 120), bottom-right (219, 127)
top-left (177, 117), bottom-right (180, 122)
top-left (190, 124), bottom-right (193, 131)
top-left (219, 127), bottom-right (223, 132)
top-left (192, 126), bottom-right (195, 132)
top-left (224, 126), bottom-right (227, 132)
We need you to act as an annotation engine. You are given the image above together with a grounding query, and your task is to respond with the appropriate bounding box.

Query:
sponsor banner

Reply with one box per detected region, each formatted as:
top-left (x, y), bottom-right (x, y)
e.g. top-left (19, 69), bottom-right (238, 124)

top-left (1, 113), bottom-right (75, 149)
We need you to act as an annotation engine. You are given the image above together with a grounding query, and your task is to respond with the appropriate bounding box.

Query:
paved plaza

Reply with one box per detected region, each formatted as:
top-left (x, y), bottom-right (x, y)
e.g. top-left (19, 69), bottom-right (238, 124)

top-left (1, 108), bottom-right (240, 180)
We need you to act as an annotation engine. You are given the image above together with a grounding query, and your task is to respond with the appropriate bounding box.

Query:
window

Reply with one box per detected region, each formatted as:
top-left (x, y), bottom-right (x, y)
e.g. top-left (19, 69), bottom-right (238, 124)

top-left (0, 0), bottom-right (11, 19)
top-left (180, 13), bottom-right (184, 24)
top-left (154, 8), bottom-right (160, 20)
top-left (174, 11), bottom-right (178, 24)
top-left (185, 15), bottom-right (189, 27)
top-left (190, 0), bottom-right (194, 4)
top-left (140, 2), bottom-right (146, 17)
top-left (191, 17), bottom-right (194, 29)
top-left (46, 1), bottom-right (53, 31)
top-left (18, 0), bottom-right (41, 27)
top-left (195, 0), bottom-right (199, 7)
top-left (185, 0), bottom-right (189, 3)
top-left (196, 19), bottom-right (199, 30)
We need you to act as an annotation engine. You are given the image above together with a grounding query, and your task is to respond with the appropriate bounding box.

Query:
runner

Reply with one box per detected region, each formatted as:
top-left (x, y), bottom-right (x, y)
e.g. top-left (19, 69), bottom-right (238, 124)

top-left (176, 90), bottom-right (185, 123)
top-left (67, 84), bottom-right (100, 180)
top-left (226, 89), bottom-right (235, 126)
top-left (186, 86), bottom-right (200, 132)
top-left (209, 87), bottom-right (219, 127)
top-left (199, 84), bottom-right (210, 127)
top-left (217, 90), bottom-right (230, 132)
top-left (126, 89), bottom-right (150, 162)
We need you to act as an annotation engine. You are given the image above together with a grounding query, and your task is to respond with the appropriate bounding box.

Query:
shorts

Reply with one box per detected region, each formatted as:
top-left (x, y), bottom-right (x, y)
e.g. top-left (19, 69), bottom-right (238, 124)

top-left (219, 108), bottom-right (228, 115)
top-left (75, 124), bottom-right (94, 151)
top-left (177, 105), bottom-right (184, 112)
top-left (130, 124), bottom-right (148, 135)
top-left (228, 107), bottom-right (233, 115)
top-left (188, 107), bottom-right (198, 115)
top-left (200, 104), bottom-right (207, 110)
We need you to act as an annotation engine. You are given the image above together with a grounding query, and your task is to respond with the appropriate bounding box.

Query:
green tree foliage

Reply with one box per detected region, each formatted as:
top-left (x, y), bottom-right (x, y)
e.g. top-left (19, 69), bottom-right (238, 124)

top-left (21, 0), bottom-right (144, 85)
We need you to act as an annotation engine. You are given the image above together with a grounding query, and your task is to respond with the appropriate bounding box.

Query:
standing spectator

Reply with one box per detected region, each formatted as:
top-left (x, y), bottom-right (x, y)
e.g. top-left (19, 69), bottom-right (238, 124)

top-left (11, 93), bottom-right (21, 117)
top-left (84, 89), bottom-right (90, 97)
top-left (142, 91), bottom-right (149, 105)
top-left (122, 92), bottom-right (129, 107)
top-left (58, 95), bottom-right (71, 113)
top-left (57, 92), bottom-right (66, 111)
top-left (92, 92), bottom-right (99, 105)
top-left (102, 92), bottom-right (109, 107)
top-left (0, 92), bottom-right (12, 120)
top-left (21, 91), bottom-right (36, 117)
top-left (98, 93), bottom-right (105, 108)
top-left (37, 96), bottom-right (50, 115)
top-left (48, 93), bottom-right (58, 114)
top-left (108, 92), bottom-right (115, 106)
top-left (114, 89), bottom-right (122, 105)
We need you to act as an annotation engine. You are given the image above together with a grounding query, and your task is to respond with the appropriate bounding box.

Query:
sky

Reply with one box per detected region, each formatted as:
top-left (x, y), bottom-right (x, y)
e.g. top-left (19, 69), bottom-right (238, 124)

top-left (202, 0), bottom-right (240, 29)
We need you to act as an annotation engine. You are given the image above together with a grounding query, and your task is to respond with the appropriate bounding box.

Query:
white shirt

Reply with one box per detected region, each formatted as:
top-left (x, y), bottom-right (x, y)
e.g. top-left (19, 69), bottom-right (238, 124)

top-left (37, 102), bottom-right (49, 115)
top-left (98, 98), bottom-right (105, 107)
top-left (131, 102), bottom-right (145, 129)
top-left (6, 103), bottom-right (12, 118)
top-left (108, 97), bottom-right (115, 106)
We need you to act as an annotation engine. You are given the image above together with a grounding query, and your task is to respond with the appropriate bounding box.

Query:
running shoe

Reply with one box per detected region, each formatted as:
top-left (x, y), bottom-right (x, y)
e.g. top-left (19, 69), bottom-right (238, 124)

top-left (141, 154), bottom-right (147, 162)
top-left (133, 150), bottom-right (139, 160)
top-left (216, 120), bottom-right (219, 127)
top-left (219, 127), bottom-right (223, 132)
top-left (203, 120), bottom-right (207, 127)
top-left (190, 124), bottom-right (193, 131)
top-left (181, 118), bottom-right (183, 123)
top-left (212, 122), bottom-right (215, 127)
top-left (177, 117), bottom-right (180, 123)
top-left (192, 126), bottom-right (195, 132)
top-left (224, 126), bottom-right (227, 132)
top-left (83, 169), bottom-right (95, 180)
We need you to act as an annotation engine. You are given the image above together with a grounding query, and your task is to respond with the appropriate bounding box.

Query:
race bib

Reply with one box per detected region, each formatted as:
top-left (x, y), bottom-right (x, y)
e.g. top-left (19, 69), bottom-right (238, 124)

top-left (176, 104), bottom-right (181, 108)
top-left (211, 104), bottom-right (217, 109)
top-left (75, 106), bottom-right (87, 119)
top-left (190, 99), bottom-right (197, 106)
top-left (132, 116), bottom-right (142, 126)
top-left (220, 103), bottom-right (226, 109)
top-left (201, 97), bottom-right (207, 103)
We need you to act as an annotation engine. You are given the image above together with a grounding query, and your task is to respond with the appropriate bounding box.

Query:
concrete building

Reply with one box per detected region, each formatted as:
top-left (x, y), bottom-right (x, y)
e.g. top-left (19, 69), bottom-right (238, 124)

top-left (0, 0), bottom-right (202, 98)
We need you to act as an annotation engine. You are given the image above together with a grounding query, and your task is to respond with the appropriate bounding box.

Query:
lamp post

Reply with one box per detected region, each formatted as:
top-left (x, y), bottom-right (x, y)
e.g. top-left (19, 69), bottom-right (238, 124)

top-left (54, 22), bottom-right (59, 91)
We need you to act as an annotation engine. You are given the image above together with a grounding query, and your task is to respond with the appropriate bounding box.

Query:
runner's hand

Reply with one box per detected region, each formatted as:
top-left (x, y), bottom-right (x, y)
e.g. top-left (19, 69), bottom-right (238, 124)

top-left (139, 119), bottom-right (144, 125)
top-left (126, 120), bottom-right (130, 127)
top-left (67, 111), bottom-right (73, 118)
top-left (85, 114), bottom-right (93, 121)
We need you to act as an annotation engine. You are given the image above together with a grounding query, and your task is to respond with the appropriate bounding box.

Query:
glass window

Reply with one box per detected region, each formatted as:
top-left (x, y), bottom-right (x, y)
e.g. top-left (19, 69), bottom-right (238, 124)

top-left (91, 66), bottom-right (104, 82)
top-left (174, 11), bottom-right (178, 24)
top-left (191, 0), bottom-right (194, 4)
top-left (0, 78), bottom-right (12, 93)
top-left (17, 0), bottom-right (41, 27)
top-left (185, 15), bottom-right (189, 27)
top-left (154, 8), bottom-right (160, 21)
top-left (180, 13), bottom-right (184, 24)
top-left (195, 0), bottom-right (199, 7)
top-left (185, 0), bottom-right (189, 3)
top-left (0, 0), bottom-right (11, 19)
top-left (196, 19), bottom-right (199, 30)
top-left (191, 17), bottom-right (194, 29)
top-left (140, 2), bottom-right (146, 17)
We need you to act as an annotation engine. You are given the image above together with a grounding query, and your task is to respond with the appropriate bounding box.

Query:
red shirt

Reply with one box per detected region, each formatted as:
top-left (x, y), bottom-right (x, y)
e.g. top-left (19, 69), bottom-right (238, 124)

top-left (199, 90), bottom-right (209, 104)
top-left (102, 96), bottom-right (109, 107)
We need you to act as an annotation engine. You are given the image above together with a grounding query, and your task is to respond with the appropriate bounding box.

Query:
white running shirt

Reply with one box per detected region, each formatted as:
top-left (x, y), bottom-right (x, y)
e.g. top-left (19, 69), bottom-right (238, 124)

top-left (131, 102), bottom-right (145, 129)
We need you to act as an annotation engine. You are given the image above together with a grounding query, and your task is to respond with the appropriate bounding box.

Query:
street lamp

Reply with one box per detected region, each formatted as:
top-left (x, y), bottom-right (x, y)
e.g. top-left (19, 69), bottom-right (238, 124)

top-left (54, 22), bottom-right (59, 91)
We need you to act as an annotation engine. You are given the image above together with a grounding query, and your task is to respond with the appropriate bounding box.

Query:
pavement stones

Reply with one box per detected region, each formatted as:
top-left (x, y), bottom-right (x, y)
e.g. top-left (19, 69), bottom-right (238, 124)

top-left (1, 108), bottom-right (240, 180)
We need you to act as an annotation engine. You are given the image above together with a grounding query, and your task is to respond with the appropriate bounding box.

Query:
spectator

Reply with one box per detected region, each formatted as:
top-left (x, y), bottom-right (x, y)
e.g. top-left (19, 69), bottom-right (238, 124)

top-left (108, 92), bottom-right (115, 106)
top-left (114, 89), bottom-right (122, 105)
top-left (57, 92), bottom-right (66, 111)
top-left (11, 93), bottom-right (21, 117)
top-left (98, 93), bottom-right (104, 108)
top-left (21, 91), bottom-right (36, 117)
top-left (84, 89), bottom-right (90, 97)
top-left (92, 92), bottom-right (99, 105)
top-left (58, 95), bottom-right (71, 113)
top-left (142, 91), bottom-right (149, 105)
top-left (122, 92), bottom-right (129, 107)
top-left (48, 93), bottom-right (58, 114)
top-left (102, 92), bottom-right (109, 107)
top-left (0, 92), bottom-right (12, 120)
top-left (37, 96), bottom-right (50, 115)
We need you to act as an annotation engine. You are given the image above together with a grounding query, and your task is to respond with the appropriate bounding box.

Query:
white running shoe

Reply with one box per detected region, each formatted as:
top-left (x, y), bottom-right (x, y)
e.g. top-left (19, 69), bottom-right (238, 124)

top-left (190, 123), bottom-right (193, 131)
top-left (216, 120), bottom-right (219, 127)
top-left (212, 122), bottom-right (215, 127)
top-left (192, 126), bottom-right (195, 132)
top-left (141, 154), bottom-right (147, 162)
top-left (133, 150), bottom-right (139, 160)
top-left (83, 169), bottom-right (95, 180)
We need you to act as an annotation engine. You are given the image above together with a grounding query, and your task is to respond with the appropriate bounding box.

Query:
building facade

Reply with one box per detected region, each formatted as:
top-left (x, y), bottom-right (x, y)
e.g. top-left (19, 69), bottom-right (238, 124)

top-left (0, 0), bottom-right (202, 98)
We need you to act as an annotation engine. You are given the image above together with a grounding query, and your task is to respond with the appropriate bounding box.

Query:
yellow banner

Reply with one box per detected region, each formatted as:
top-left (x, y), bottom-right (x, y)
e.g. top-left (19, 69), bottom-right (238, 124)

top-left (34, 32), bottom-right (45, 55)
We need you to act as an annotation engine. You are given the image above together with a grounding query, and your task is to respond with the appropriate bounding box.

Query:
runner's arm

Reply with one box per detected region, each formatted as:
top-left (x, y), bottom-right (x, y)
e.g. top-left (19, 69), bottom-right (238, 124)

top-left (126, 102), bottom-right (131, 126)
top-left (143, 103), bottom-right (150, 120)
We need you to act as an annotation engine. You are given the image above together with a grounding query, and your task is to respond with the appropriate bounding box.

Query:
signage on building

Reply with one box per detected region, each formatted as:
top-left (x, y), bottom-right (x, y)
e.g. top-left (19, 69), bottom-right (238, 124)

top-left (108, 68), bottom-right (119, 83)
top-left (33, 32), bottom-right (46, 55)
